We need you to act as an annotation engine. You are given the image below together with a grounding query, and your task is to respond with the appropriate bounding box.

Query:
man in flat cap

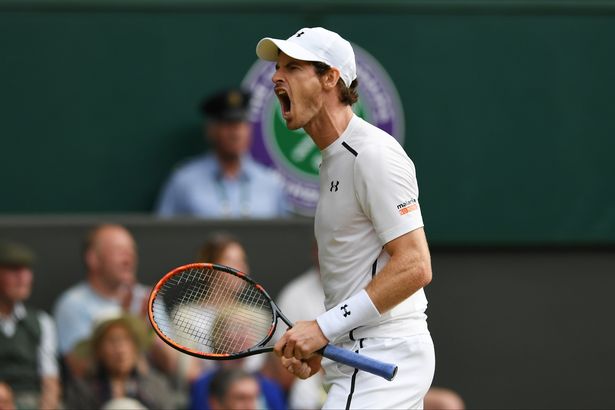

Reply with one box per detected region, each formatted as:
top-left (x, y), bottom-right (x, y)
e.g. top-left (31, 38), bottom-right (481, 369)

top-left (0, 241), bottom-right (60, 410)
top-left (156, 88), bottom-right (289, 218)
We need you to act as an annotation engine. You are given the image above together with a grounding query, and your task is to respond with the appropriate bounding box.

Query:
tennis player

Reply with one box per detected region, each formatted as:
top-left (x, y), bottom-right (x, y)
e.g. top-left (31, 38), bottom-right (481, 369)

top-left (256, 28), bottom-right (435, 409)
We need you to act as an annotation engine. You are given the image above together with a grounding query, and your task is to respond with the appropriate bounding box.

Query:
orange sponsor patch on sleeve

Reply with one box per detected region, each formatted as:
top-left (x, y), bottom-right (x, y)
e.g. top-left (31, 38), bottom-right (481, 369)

top-left (396, 199), bottom-right (418, 215)
top-left (399, 203), bottom-right (418, 215)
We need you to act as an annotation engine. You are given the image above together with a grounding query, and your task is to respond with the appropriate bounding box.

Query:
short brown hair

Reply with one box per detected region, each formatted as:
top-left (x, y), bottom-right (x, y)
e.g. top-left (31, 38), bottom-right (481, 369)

top-left (312, 62), bottom-right (359, 106)
top-left (197, 232), bottom-right (242, 264)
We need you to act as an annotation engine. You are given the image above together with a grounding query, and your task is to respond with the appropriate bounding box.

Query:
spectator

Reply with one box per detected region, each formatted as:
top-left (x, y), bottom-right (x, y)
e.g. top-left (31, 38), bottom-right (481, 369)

top-left (191, 361), bottom-right (285, 410)
top-left (170, 232), bottom-right (252, 386)
top-left (156, 87), bottom-right (289, 218)
top-left (0, 382), bottom-right (16, 410)
top-left (0, 241), bottom-right (60, 410)
top-left (64, 314), bottom-right (174, 410)
top-left (197, 232), bottom-right (249, 273)
top-left (424, 387), bottom-right (465, 410)
top-left (208, 368), bottom-right (261, 410)
top-left (189, 234), bottom-right (286, 410)
top-left (53, 224), bottom-right (151, 376)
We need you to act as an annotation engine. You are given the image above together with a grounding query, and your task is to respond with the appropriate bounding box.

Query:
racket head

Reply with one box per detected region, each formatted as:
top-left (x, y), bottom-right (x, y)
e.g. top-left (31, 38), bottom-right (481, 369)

top-left (148, 262), bottom-right (278, 360)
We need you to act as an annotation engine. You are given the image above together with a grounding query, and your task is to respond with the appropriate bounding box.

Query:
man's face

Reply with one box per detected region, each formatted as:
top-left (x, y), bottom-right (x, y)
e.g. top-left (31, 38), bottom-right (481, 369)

top-left (217, 242), bottom-right (249, 274)
top-left (0, 265), bottom-right (33, 304)
top-left (220, 377), bottom-right (260, 410)
top-left (272, 52), bottom-right (324, 130)
top-left (207, 121), bottom-right (252, 161)
top-left (89, 227), bottom-right (137, 289)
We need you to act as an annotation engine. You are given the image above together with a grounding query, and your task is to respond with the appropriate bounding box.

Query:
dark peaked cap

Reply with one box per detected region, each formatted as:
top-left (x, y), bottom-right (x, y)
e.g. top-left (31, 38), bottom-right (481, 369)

top-left (200, 88), bottom-right (251, 122)
top-left (0, 241), bottom-right (36, 267)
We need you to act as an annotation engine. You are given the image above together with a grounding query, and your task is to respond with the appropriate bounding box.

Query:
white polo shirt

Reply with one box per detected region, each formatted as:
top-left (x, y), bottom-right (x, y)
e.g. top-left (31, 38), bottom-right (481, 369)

top-left (314, 114), bottom-right (428, 341)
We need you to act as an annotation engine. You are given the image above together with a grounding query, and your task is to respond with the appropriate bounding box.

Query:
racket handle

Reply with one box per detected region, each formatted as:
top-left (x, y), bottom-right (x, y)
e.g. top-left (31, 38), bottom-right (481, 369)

top-left (321, 344), bottom-right (398, 381)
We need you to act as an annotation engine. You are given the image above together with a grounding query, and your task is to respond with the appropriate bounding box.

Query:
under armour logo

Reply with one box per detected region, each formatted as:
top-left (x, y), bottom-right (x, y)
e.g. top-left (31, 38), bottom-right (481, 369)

top-left (341, 304), bottom-right (351, 317)
top-left (330, 181), bottom-right (339, 192)
top-left (296, 31), bottom-right (305, 38)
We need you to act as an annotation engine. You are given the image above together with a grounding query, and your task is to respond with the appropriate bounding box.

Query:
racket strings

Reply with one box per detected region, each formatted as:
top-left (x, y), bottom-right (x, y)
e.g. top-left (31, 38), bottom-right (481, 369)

top-left (152, 267), bottom-right (274, 355)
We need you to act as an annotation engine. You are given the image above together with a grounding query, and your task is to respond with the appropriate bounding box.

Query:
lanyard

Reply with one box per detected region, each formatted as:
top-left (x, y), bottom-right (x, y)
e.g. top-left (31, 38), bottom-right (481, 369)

top-left (214, 177), bottom-right (250, 217)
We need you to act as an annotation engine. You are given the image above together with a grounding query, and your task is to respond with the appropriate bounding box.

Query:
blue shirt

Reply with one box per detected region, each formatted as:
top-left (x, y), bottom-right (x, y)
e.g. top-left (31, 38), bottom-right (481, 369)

top-left (156, 154), bottom-right (289, 218)
top-left (190, 368), bottom-right (287, 410)
top-left (53, 282), bottom-right (149, 354)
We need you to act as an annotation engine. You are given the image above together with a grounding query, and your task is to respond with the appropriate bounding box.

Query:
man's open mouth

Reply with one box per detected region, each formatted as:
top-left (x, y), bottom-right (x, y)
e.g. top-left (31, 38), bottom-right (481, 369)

top-left (275, 88), bottom-right (292, 116)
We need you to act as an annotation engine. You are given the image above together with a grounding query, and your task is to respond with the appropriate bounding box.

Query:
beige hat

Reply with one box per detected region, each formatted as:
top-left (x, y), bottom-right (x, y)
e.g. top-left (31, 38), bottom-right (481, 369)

top-left (74, 313), bottom-right (153, 358)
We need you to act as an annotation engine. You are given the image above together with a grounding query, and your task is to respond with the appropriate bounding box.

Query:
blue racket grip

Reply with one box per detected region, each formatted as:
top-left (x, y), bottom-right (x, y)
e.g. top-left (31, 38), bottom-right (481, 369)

top-left (321, 343), bottom-right (398, 381)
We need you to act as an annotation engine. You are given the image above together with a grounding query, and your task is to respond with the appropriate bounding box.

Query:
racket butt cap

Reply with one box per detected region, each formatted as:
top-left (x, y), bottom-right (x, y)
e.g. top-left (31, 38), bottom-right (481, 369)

top-left (388, 366), bottom-right (398, 381)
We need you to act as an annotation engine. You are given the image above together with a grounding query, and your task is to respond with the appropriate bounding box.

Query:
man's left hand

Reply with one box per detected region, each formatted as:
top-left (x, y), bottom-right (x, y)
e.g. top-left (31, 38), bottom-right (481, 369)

top-left (274, 320), bottom-right (328, 360)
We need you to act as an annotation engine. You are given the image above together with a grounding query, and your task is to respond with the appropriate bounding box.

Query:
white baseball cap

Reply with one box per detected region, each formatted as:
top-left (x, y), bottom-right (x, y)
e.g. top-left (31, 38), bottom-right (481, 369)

top-left (256, 27), bottom-right (357, 87)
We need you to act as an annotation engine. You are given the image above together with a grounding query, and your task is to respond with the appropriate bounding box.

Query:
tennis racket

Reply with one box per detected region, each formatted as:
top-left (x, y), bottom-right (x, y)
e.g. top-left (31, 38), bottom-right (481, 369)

top-left (148, 262), bottom-right (397, 381)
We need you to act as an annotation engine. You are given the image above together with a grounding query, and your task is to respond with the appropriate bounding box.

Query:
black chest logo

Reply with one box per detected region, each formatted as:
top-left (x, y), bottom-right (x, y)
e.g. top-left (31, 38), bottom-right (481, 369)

top-left (330, 180), bottom-right (340, 192)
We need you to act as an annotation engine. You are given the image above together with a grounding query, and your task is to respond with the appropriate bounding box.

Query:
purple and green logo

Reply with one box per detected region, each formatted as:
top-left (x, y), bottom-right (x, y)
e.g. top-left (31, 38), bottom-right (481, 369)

top-left (242, 44), bottom-right (404, 216)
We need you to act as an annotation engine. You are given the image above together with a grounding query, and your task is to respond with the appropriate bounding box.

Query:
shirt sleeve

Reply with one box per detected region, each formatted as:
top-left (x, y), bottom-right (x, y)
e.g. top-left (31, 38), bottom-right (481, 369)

top-left (155, 173), bottom-right (181, 216)
top-left (37, 311), bottom-right (59, 377)
top-left (53, 296), bottom-right (88, 355)
top-left (354, 143), bottom-right (424, 245)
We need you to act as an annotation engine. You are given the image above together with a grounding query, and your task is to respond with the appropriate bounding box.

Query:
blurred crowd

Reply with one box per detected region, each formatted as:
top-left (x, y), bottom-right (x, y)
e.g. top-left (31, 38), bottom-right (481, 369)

top-left (0, 226), bottom-right (330, 410)
top-left (0, 227), bottom-right (464, 410)
top-left (0, 88), bottom-right (464, 410)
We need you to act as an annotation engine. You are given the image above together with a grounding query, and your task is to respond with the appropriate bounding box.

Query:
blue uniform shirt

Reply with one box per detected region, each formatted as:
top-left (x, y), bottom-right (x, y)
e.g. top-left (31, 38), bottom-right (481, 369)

top-left (156, 154), bottom-right (289, 218)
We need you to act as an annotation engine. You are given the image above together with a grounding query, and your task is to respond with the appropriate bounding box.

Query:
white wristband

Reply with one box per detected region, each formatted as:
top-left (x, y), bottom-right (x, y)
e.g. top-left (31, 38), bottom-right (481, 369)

top-left (316, 289), bottom-right (381, 342)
